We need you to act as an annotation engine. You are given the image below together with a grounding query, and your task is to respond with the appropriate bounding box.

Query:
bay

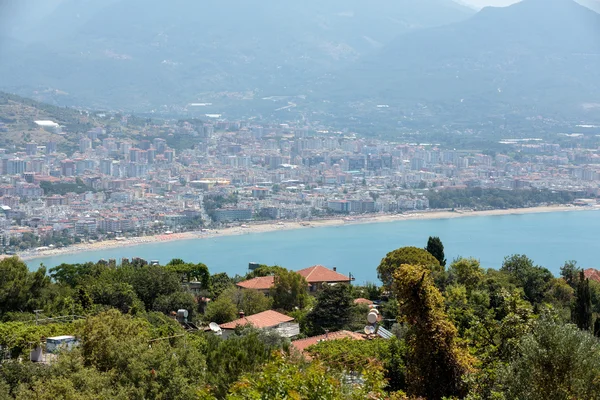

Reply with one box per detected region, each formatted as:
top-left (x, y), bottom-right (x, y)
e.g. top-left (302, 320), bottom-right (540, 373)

top-left (25, 210), bottom-right (600, 285)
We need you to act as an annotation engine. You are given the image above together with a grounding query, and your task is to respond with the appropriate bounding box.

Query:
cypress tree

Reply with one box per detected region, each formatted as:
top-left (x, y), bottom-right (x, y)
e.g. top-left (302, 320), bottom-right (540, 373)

top-left (426, 236), bottom-right (447, 267)
top-left (572, 271), bottom-right (592, 331)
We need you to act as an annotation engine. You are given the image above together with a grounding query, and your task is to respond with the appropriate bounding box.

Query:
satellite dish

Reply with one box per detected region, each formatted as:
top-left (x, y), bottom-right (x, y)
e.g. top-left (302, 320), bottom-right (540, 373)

top-left (364, 325), bottom-right (376, 335)
top-left (367, 311), bottom-right (378, 324)
top-left (209, 322), bottom-right (222, 335)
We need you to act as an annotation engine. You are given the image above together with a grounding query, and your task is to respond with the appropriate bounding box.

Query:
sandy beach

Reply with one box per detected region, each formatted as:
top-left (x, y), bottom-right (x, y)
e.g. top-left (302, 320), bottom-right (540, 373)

top-left (18, 205), bottom-right (596, 261)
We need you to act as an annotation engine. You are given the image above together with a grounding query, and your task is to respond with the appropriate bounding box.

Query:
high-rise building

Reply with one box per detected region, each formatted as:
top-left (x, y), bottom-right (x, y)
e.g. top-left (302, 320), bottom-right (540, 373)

top-left (79, 137), bottom-right (92, 153)
top-left (25, 142), bottom-right (38, 156)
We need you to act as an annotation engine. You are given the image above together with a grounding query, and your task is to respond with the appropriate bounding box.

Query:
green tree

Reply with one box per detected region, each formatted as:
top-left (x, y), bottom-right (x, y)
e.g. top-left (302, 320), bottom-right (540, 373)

top-left (500, 316), bottom-right (600, 400)
top-left (165, 259), bottom-right (210, 286)
top-left (0, 257), bottom-right (50, 316)
top-left (377, 246), bottom-right (441, 289)
top-left (305, 284), bottom-right (356, 336)
top-left (204, 295), bottom-right (238, 324)
top-left (500, 254), bottom-right (553, 305)
top-left (227, 354), bottom-right (386, 400)
top-left (220, 287), bottom-right (272, 317)
top-left (307, 337), bottom-right (407, 393)
top-left (393, 263), bottom-right (474, 399)
top-left (271, 270), bottom-right (309, 311)
top-left (448, 257), bottom-right (484, 293)
top-left (152, 291), bottom-right (197, 318)
top-left (426, 236), bottom-right (447, 267)
top-left (560, 260), bottom-right (581, 289)
top-left (209, 272), bottom-right (234, 299)
top-left (572, 271), bottom-right (593, 331)
top-left (205, 327), bottom-right (290, 398)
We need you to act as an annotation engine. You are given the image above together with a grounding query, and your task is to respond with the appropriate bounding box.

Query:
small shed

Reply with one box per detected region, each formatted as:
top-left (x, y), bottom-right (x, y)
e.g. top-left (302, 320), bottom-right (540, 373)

top-left (46, 335), bottom-right (78, 354)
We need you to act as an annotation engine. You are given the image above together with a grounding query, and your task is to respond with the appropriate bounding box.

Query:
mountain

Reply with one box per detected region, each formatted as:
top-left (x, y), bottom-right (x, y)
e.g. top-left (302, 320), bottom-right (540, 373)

top-left (325, 0), bottom-right (600, 123)
top-left (579, 0), bottom-right (600, 12)
top-left (0, 0), bottom-right (473, 111)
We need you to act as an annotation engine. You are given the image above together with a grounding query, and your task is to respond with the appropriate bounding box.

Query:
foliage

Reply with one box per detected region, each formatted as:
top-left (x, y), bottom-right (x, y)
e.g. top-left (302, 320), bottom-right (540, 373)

top-left (227, 354), bottom-right (387, 400)
top-left (500, 254), bottom-right (553, 305)
top-left (426, 236), bottom-right (447, 267)
top-left (393, 263), bottom-right (474, 399)
top-left (305, 284), bottom-right (356, 336)
top-left (572, 271), bottom-right (593, 331)
top-left (377, 246), bottom-right (441, 289)
top-left (40, 179), bottom-right (92, 196)
top-left (499, 316), bottom-right (600, 400)
top-left (204, 295), bottom-right (238, 325)
top-left (307, 337), bottom-right (407, 392)
top-left (205, 327), bottom-right (289, 398)
top-left (0, 257), bottom-right (50, 317)
top-left (427, 188), bottom-right (577, 210)
top-left (560, 260), bottom-right (581, 289)
top-left (209, 272), bottom-right (235, 299)
top-left (449, 257), bottom-right (483, 288)
top-left (165, 259), bottom-right (210, 287)
top-left (0, 322), bottom-right (72, 357)
top-left (244, 265), bottom-right (287, 280)
top-left (271, 269), bottom-right (309, 312)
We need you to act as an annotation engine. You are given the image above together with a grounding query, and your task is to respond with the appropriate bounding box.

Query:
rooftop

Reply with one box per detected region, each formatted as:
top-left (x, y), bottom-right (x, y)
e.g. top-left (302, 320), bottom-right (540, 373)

top-left (219, 310), bottom-right (294, 330)
top-left (291, 330), bottom-right (365, 354)
top-left (297, 265), bottom-right (351, 283)
top-left (236, 275), bottom-right (275, 290)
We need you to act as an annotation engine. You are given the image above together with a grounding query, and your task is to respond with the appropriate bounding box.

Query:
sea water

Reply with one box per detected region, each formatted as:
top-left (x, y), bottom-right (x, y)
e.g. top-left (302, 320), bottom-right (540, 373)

top-left (25, 210), bottom-right (600, 284)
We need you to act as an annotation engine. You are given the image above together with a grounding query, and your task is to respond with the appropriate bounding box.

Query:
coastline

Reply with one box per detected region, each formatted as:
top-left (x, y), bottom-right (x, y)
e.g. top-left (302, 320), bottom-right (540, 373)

top-left (18, 205), bottom-right (597, 261)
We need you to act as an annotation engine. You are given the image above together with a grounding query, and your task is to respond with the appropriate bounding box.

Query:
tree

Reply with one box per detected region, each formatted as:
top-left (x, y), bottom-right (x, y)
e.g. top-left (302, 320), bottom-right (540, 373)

top-left (572, 271), bottom-right (593, 331)
top-left (306, 337), bottom-right (407, 393)
top-left (377, 246), bottom-right (441, 289)
top-left (500, 316), bottom-right (600, 400)
top-left (426, 236), bottom-right (446, 267)
top-left (306, 284), bottom-right (356, 336)
top-left (208, 272), bottom-right (234, 299)
top-left (271, 270), bottom-right (309, 311)
top-left (220, 287), bottom-right (272, 317)
top-left (205, 327), bottom-right (290, 398)
top-left (0, 257), bottom-right (50, 316)
top-left (560, 260), bottom-right (581, 289)
top-left (500, 254), bottom-right (553, 305)
top-left (165, 259), bottom-right (209, 286)
top-left (152, 291), bottom-right (197, 318)
top-left (227, 354), bottom-right (386, 400)
top-left (448, 257), bottom-right (484, 292)
top-left (393, 263), bottom-right (474, 399)
top-left (127, 265), bottom-right (183, 310)
top-left (204, 295), bottom-right (238, 324)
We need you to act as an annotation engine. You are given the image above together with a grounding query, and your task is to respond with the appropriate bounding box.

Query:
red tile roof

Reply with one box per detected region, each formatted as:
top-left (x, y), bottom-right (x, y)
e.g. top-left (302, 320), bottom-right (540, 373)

top-left (584, 268), bottom-right (600, 283)
top-left (219, 310), bottom-right (294, 330)
top-left (291, 330), bottom-right (366, 354)
top-left (236, 276), bottom-right (275, 290)
top-left (353, 298), bottom-right (374, 306)
top-left (297, 265), bottom-right (351, 284)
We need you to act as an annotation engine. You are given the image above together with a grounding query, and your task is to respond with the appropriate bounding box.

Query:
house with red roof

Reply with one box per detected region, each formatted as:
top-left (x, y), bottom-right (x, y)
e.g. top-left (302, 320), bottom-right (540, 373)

top-left (218, 309), bottom-right (299, 339)
top-left (297, 265), bottom-right (353, 293)
top-left (235, 265), bottom-right (352, 294)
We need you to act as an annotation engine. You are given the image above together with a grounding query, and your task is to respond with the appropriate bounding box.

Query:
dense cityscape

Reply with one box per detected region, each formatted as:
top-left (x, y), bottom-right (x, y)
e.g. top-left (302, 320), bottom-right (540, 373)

top-left (0, 110), bottom-right (597, 252)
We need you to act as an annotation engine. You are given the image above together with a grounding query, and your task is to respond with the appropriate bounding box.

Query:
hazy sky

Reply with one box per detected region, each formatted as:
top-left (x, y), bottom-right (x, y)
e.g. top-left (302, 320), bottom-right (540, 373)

top-left (461, 0), bottom-right (520, 8)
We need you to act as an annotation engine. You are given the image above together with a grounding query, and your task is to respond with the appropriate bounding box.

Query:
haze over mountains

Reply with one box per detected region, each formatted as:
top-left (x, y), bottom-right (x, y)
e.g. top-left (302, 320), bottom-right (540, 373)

top-left (0, 0), bottom-right (599, 125)
top-left (326, 0), bottom-right (600, 123)
top-left (0, 0), bottom-right (472, 109)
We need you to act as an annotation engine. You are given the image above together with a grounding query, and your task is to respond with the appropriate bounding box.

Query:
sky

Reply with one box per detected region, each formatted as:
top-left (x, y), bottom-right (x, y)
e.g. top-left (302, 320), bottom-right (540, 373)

top-left (460, 0), bottom-right (520, 8)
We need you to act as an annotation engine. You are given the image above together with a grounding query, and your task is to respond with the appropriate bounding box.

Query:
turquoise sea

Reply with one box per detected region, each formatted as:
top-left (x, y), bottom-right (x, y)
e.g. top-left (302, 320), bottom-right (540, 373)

top-left (25, 210), bottom-right (600, 285)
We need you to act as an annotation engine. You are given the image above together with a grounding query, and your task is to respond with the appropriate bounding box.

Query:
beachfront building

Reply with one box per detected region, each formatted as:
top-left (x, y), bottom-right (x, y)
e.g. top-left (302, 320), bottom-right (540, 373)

top-left (213, 208), bottom-right (252, 223)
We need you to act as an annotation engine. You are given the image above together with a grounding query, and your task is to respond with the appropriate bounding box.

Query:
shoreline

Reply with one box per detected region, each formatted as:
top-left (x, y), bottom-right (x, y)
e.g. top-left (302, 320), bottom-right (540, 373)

top-left (18, 205), bottom-right (597, 261)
